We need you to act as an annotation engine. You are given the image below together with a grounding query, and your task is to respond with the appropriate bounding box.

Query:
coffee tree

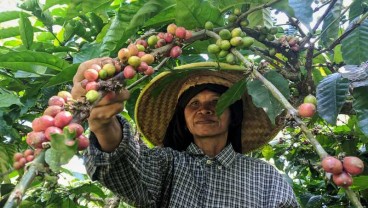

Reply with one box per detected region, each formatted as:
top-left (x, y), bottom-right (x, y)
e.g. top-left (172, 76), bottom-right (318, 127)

top-left (0, 0), bottom-right (367, 207)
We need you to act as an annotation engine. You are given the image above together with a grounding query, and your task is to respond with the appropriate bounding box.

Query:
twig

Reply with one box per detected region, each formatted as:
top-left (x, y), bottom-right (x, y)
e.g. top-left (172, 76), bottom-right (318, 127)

top-left (300, 0), bottom-right (338, 48)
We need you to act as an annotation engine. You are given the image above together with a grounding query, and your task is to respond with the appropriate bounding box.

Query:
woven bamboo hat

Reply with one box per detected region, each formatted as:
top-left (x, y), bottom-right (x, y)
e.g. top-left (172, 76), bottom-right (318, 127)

top-left (135, 68), bottom-right (283, 153)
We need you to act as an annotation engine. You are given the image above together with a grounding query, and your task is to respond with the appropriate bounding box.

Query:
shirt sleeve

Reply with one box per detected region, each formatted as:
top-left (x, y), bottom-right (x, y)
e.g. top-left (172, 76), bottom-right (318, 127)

top-left (83, 116), bottom-right (174, 207)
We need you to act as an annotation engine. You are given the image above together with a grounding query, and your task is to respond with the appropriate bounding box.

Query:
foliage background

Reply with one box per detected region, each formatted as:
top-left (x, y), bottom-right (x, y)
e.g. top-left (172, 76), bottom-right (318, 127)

top-left (0, 0), bottom-right (367, 207)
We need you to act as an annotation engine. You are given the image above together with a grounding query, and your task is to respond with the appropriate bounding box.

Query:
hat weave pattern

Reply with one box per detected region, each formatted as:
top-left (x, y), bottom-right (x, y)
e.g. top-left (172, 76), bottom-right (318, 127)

top-left (135, 69), bottom-right (283, 153)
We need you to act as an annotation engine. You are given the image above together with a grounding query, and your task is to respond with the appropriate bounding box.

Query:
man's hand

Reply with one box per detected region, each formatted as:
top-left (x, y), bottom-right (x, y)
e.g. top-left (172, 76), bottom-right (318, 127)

top-left (72, 57), bottom-right (130, 152)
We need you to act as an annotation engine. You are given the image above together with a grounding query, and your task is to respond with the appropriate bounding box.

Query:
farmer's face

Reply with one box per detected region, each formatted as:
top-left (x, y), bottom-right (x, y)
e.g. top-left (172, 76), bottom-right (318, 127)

top-left (184, 90), bottom-right (231, 140)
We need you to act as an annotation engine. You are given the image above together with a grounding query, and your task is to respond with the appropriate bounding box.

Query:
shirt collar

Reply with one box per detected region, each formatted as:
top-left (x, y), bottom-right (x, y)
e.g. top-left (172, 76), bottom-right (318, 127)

top-left (186, 143), bottom-right (237, 168)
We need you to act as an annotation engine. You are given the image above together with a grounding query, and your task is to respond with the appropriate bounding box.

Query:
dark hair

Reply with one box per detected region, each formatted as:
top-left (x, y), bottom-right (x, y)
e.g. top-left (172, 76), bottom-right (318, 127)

top-left (163, 84), bottom-right (243, 153)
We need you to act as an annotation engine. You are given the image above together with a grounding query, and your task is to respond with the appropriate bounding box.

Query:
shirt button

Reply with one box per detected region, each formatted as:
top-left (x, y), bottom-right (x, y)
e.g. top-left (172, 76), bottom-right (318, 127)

top-left (217, 166), bottom-right (222, 170)
top-left (206, 160), bottom-right (212, 165)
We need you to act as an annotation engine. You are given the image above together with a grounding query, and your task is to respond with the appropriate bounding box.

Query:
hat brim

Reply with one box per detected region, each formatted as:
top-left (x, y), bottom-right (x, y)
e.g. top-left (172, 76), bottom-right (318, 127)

top-left (135, 68), bottom-right (283, 153)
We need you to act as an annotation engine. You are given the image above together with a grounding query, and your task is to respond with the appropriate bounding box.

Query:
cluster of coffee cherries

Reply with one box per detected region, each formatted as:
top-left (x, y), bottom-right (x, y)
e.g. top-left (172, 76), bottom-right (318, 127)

top-left (13, 91), bottom-right (89, 170)
top-left (278, 35), bottom-right (300, 52)
top-left (206, 27), bottom-right (255, 64)
top-left (298, 94), bottom-right (317, 118)
top-left (117, 23), bottom-right (192, 79)
top-left (322, 156), bottom-right (364, 188)
top-left (12, 149), bottom-right (41, 170)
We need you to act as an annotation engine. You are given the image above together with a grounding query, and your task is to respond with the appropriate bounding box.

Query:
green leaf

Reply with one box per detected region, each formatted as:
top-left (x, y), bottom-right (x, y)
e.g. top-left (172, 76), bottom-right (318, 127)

top-left (45, 130), bottom-right (78, 172)
top-left (43, 0), bottom-right (72, 11)
top-left (18, 12), bottom-right (34, 49)
top-left (272, 0), bottom-right (295, 18)
top-left (316, 73), bottom-right (349, 125)
top-left (0, 51), bottom-right (69, 73)
top-left (246, 71), bottom-right (290, 124)
top-left (350, 175), bottom-right (368, 191)
top-left (348, 0), bottom-right (368, 22)
top-left (176, 0), bottom-right (223, 29)
top-left (352, 86), bottom-right (368, 136)
top-left (0, 94), bottom-right (23, 108)
top-left (321, 0), bottom-right (342, 47)
top-left (248, 6), bottom-right (273, 28)
top-left (44, 64), bottom-right (79, 87)
top-left (261, 144), bottom-right (274, 160)
top-left (0, 11), bottom-right (30, 23)
top-left (69, 184), bottom-right (106, 198)
top-left (289, 0), bottom-right (313, 30)
top-left (216, 78), bottom-right (247, 116)
top-left (341, 18), bottom-right (368, 65)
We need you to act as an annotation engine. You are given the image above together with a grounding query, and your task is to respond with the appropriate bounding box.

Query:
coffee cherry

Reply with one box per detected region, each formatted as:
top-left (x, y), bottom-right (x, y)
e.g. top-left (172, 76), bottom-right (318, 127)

top-left (57, 91), bottom-right (72, 102)
top-left (48, 96), bottom-right (65, 107)
top-left (220, 40), bottom-right (231, 50)
top-left (298, 103), bottom-right (316, 118)
top-left (332, 171), bottom-right (353, 188)
top-left (167, 23), bottom-right (177, 35)
top-left (13, 152), bottom-right (23, 161)
top-left (185, 30), bottom-right (192, 40)
top-left (128, 56), bottom-right (141, 68)
top-left (226, 53), bottom-right (236, 64)
top-left (86, 81), bottom-right (100, 91)
top-left (23, 149), bottom-right (34, 157)
top-left (26, 131), bottom-right (47, 148)
top-left (25, 155), bottom-right (34, 162)
top-left (175, 27), bottom-right (186, 39)
top-left (123, 65), bottom-right (136, 79)
top-left (164, 33), bottom-right (174, 43)
top-left (205, 21), bottom-right (214, 30)
top-left (231, 27), bottom-right (242, 38)
top-left (45, 126), bottom-right (63, 141)
top-left (54, 111), bottom-right (73, 128)
top-left (44, 105), bottom-right (63, 117)
top-left (304, 94), bottom-right (317, 105)
top-left (77, 134), bottom-right (90, 150)
top-left (98, 69), bottom-right (108, 80)
top-left (84, 68), bottom-right (99, 81)
top-left (240, 19), bottom-right (249, 27)
top-left (242, 37), bottom-right (254, 48)
top-left (230, 37), bottom-right (243, 47)
top-left (234, 8), bottom-right (241, 16)
top-left (144, 66), bottom-right (154, 76)
top-left (32, 115), bottom-right (55, 132)
top-left (13, 161), bottom-right (24, 170)
top-left (219, 29), bottom-right (232, 40)
top-left (136, 39), bottom-right (148, 48)
top-left (147, 35), bottom-right (158, 47)
top-left (85, 90), bottom-right (101, 103)
top-left (207, 44), bottom-right (221, 54)
top-left (321, 156), bottom-right (343, 174)
top-left (64, 123), bottom-right (84, 137)
top-left (136, 44), bottom-right (145, 52)
top-left (102, 63), bottom-right (116, 77)
top-left (140, 54), bottom-right (154, 65)
top-left (118, 48), bottom-right (131, 62)
top-left (170, 46), bottom-right (182, 58)
top-left (137, 61), bottom-right (149, 72)
top-left (127, 44), bottom-right (139, 56)
top-left (343, 156), bottom-right (364, 176)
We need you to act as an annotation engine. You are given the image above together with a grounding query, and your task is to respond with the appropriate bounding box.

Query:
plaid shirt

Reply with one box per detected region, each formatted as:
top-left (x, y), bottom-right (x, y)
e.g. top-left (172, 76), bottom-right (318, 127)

top-left (84, 117), bottom-right (299, 208)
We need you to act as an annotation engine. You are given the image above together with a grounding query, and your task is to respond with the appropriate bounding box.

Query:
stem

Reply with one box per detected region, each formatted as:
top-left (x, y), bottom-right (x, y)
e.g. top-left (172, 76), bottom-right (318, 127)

top-left (345, 188), bottom-right (364, 208)
top-left (4, 151), bottom-right (46, 208)
top-left (236, 0), bottom-right (282, 24)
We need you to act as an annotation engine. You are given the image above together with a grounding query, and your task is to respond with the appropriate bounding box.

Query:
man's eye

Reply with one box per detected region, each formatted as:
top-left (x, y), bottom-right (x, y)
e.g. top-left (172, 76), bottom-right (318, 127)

top-left (188, 101), bottom-right (199, 107)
